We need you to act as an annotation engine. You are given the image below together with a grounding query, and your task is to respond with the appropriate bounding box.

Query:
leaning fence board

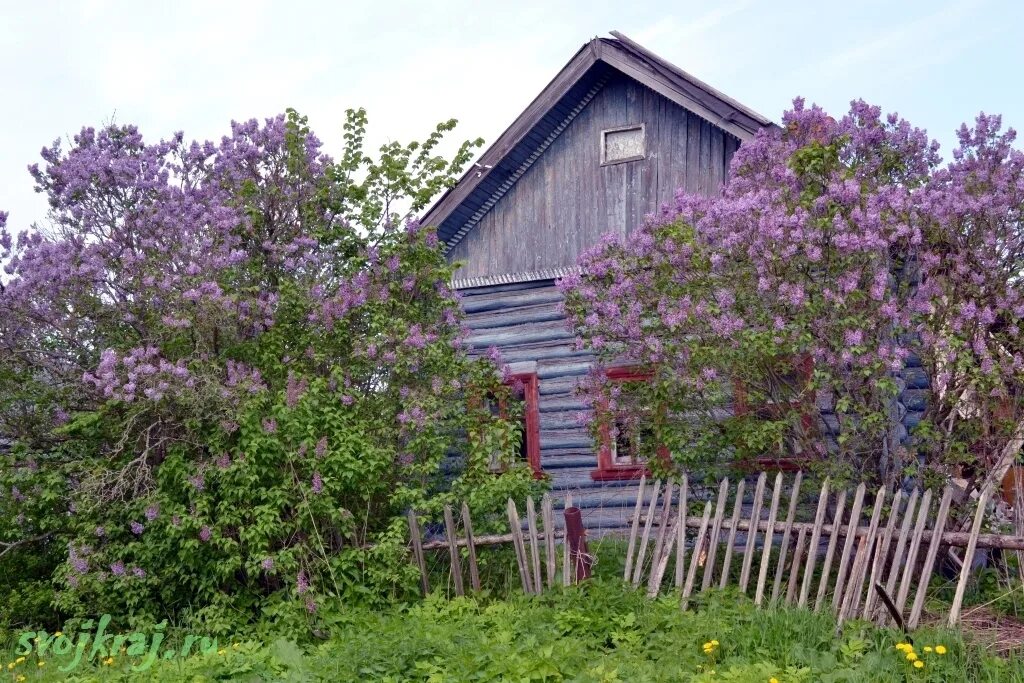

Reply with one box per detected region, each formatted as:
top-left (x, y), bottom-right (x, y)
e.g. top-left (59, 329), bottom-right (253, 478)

top-left (507, 499), bottom-right (532, 593)
top-left (718, 479), bottom-right (747, 589)
top-left (830, 483), bottom-right (867, 611)
top-left (702, 478), bottom-right (730, 590)
top-left (772, 472), bottom-right (803, 603)
top-left (407, 509), bottom-right (429, 595)
top-left (682, 501), bottom-right (713, 610)
top-left (526, 497), bottom-right (543, 594)
top-left (864, 488), bottom-right (903, 620)
top-left (647, 483), bottom-right (675, 591)
top-left (895, 488), bottom-right (933, 616)
top-left (648, 515), bottom-right (678, 597)
top-left (884, 488), bottom-right (920, 601)
top-left (755, 472), bottom-right (784, 606)
top-left (443, 505), bottom-right (465, 597)
top-left (787, 526), bottom-right (809, 605)
top-left (633, 479), bottom-right (663, 586)
top-left (675, 474), bottom-right (689, 589)
top-left (839, 487), bottom-right (886, 622)
top-left (800, 478), bottom-right (832, 607)
top-left (542, 494), bottom-right (557, 589)
top-left (739, 472), bottom-right (768, 593)
top-left (814, 489), bottom-right (848, 611)
top-left (461, 503), bottom-right (481, 592)
top-left (949, 485), bottom-right (993, 626)
top-left (909, 486), bottom-right (953, 629)
top-left (624, 477), bottom-right (647, 581)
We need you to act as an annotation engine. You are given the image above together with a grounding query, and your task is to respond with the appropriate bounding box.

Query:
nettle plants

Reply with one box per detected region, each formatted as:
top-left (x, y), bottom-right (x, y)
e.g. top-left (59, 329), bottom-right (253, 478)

top-left (0, 109), bottom-right (535, 632)
top-left (562, 99), bottom-right (1024, 489)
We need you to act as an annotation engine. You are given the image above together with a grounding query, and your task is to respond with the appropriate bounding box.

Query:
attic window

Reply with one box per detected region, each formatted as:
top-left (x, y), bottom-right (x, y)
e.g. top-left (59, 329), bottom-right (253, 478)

top-left (601, 124), bottom-right (645, 165)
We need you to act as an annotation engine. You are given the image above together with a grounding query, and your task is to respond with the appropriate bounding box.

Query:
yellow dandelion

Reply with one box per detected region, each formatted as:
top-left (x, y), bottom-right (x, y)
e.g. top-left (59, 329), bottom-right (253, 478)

top-left (914, 660), bottom-right (924, 669)
top-left (15, 656), bottom-right (25, 664)
top-left (923, 646), bottom-right (932, 653)
top-left (54, 631), bottom-right (62, 637)
top-left (906, 651), bottom-right (918, 661)
top-left (6, 663), bottom-right (14, 670)
top-left (218, 649), bottom-right (226, 655)
top-left (711, 639), bottom-right (719, 646)
top-left (770, 678), bottom-right (779, 683)
top-left (38, 661), bottom-right (45, 667)
top-left (232, 643), bottom-right (240, 649)
top-left (17, 675), bottom-right (26, 683)
top-left (935, 645), bottom-right (947, 655)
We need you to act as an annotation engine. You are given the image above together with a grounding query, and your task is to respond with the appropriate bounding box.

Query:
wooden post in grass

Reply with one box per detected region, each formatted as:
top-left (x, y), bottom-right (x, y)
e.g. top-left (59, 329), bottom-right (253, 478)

top-left (407, 509), bottom-right (429, 596)
top-left (674, 474), bottom-right (689, 589)
top-left (563, 493), bottom-right (573, 586)
top-left (682, 501), bottom-right (713, 610)
top-left (443, 504), bottom-right (465, 597)
top-left (739, 472), bottom-right (767, 594)
top-left (895, 488), bottom-right (933, 616)
top-left (814, 489), bottom-right (847, 611)
top-left (648, 482), bottom-right (675, 589)
top-left (461, 502), bottom-right (481, 593)
top-left (565, 504), bottom-right (591, 583)
top-left (829, 483), bottom-right (866, 612)
top-left (863, 488), bottom-right (902, 620)
top-left (839, 486), bottom-right (885, 622)
top-left (949, 485), bottom-right (993, 627)
top-left (883, 489), bottom-right (919, 607)
top-left (787, 526), bottom-right (808, 605)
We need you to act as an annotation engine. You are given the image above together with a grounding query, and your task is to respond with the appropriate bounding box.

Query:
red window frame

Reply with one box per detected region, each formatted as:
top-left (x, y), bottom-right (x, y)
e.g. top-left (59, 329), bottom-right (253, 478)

top-left (508, 372), bottom-right (543, 479)
top-left (733, 355), bottom-right (816, 472)
top-left (591, 367), bottom-right (669, 481)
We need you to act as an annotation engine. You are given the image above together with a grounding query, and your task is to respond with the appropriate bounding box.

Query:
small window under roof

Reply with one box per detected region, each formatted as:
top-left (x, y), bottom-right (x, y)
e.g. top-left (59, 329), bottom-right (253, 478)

top-left (601, 124), bottom-right (645, 165)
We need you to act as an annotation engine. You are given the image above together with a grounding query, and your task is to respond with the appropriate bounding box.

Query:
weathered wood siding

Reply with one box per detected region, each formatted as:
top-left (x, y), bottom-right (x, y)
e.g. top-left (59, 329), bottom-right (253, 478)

top-left (447, 74), bottom-right (739, 279)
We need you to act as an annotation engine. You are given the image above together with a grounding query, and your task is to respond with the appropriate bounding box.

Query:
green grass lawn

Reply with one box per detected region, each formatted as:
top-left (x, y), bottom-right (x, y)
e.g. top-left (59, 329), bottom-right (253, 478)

top-left (3, 578), bottom-right (1021, 682)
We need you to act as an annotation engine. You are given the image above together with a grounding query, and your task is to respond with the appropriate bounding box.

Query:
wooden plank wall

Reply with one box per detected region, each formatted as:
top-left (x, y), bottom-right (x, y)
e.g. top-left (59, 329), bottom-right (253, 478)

top-left (447, 74), bottom-right (739, 279)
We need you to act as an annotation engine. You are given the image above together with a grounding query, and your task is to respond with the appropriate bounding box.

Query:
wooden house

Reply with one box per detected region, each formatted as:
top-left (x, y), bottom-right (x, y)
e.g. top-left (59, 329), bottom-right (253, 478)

top-left (422, 32), bottom-right (928, 531)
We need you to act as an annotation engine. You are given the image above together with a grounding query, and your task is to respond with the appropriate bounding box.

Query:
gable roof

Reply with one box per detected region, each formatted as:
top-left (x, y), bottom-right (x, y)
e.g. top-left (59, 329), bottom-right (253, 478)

top-left (422, 31), bottom-right (777, 253)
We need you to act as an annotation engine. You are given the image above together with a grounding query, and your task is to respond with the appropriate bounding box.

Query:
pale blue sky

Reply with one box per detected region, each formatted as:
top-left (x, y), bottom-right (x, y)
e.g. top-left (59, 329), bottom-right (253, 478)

top-left (2, 0), bottom-right (1021, 229)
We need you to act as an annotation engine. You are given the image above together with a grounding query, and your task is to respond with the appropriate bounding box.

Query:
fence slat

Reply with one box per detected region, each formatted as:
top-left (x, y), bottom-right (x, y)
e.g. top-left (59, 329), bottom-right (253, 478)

top-left (909, 486), bottom-right (953, 629)
top-left (895, 488), bottom-right (933, 616)
top-left (675, 474), bottom-right (689, 589)
top-left (863, 488), bottom-right (903, 620)
top-left (949, 485), bottom-right (993, 626)
top-left (718, 479), bottom-right (747, 589)
top-left (624, 477), bottom-right (647, 581)
top-left (829, 483), bottom-right (867, 611)
top-left (739, 472), bottom-right (768, 593)
top-left (787, 526), bottom-right (808, 605)
top-left (507, 499), bottom-right (532, 594)
top-left (632, 480), bottom-right (663, 586)
top-left (814, 489), bottom-right (848, 611)
top-left (682, 501), bottom-right (713, 610)
top-left (771, 471), bottom-right (803, 603)
top-left (526, 497), bottom-right (543, 594)
top-left (648, 508), bottom-right (679, 598)
top-left (407, 509), bottom-right (429, 596)
top-left (799, 478), bottom-right (832, 607)
top-left (649, 483), bottom-right (675, 590)
top-left (702, 478), bottom-right (730, 590)
top-left (883, 488), bottom-right (920, 602)
top-left (460, 503), bottom-right (481, 592)
top-left (542, 494), bottom-right (557, 589)
top-left (839, 487), bottom-right (886, 621)
top-left (444, 504), bottom-right (465, 597)
top-left (755, 472), bottom-right (784, 606)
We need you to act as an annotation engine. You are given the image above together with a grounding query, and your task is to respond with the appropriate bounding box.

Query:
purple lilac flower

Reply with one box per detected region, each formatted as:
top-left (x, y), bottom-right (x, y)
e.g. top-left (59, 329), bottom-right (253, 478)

top-left (132, 566), bottom-right (146, 578)
top-left (262, 418), bottom-right (277, 434)
top-left (130, 521), bottom-right (144, 536)
top-left (189, 473), bottom-right (205, 491)
top-left (297, 570), bottom-right (309, 594)
top-left (145, 504), bottom-right (159, 521)
top-left (110, 561), bottom-right (125, 576)
top-left (261, 557), bottom-right (274, 571)
top-left (311, 472), bottom-right (323, 494)
top-left (306, 598), bottom-right (317, 613)
top-left (199, 525), bottom-right (212, 542)
top-left (95, 526), bottom-right (106, 537)
top-left (315, 436), bottom-right (328, 458)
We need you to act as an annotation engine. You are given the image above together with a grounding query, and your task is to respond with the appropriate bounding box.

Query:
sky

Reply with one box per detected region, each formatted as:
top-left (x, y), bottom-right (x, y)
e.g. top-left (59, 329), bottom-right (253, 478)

top-left (2, 0), bottom-right (1022, 230)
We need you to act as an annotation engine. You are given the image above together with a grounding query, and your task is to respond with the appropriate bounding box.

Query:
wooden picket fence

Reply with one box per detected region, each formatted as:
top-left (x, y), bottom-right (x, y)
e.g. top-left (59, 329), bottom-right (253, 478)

top-left (623, 473), bottom-right (996, 628)
top-left (406, 472), bottom-right (1011, 630)
top-left (406, 492), bottom-right (588, 597)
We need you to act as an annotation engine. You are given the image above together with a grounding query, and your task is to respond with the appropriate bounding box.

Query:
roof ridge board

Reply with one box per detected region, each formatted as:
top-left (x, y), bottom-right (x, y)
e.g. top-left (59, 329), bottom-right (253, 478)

top-left (607, 30), bottom-right (775, 128)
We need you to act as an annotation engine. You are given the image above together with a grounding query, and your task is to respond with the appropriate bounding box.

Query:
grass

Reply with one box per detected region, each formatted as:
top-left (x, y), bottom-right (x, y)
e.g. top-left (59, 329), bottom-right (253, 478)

top-left (3, 579), bottom-right (1022, 682)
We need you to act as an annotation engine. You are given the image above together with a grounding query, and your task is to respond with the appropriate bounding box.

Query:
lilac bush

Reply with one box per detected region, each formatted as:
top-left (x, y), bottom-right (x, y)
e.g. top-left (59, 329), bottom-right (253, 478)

top-left (0, 109), bottom-right (534, 631)
top-left (562, 99), bottom-right (1024, 488)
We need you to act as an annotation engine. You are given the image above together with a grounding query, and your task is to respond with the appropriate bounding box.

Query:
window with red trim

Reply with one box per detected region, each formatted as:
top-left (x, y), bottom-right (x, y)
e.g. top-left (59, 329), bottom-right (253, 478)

top-left (483, 372), bottom-right (543, 478)
top-left (733, 355), bottom-right (816, 471)
top-left (592, 367), bottom-right (669, 481)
